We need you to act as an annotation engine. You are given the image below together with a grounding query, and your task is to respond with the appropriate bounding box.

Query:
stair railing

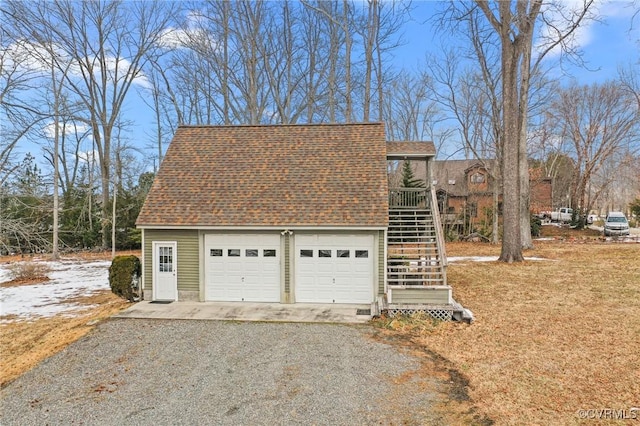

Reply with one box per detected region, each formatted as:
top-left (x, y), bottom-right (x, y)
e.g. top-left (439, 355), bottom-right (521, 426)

top-left (429, 187), bottom-right (448, 275)
top-left (388, 188), bottom-right (427, 209)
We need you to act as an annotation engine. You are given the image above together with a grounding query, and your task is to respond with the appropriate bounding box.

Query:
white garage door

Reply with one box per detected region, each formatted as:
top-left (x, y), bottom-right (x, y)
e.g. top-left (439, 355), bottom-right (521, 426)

top-left (295, 234), bottom-right (374, 304)
top-left (205, 234), bottom-right (280, 302)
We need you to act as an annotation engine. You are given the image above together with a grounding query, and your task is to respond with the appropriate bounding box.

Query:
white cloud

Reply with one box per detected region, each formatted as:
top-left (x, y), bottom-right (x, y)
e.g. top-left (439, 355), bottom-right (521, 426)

top-left (156, 24), bottom-right (217, 54)
top-left (101, 55), bottom-right (151, 89)
top-left (4, 40), bottom-right (77, 75)
top-left (537, 1), bottom-right (640, 59)
top-left (600, 0), bottom-right (639, 19)
top-left (43, 121), bottom-right (90, 140)
top-left (536, 1), bottom-right (599, 58)
top-left (157, 27), bottom-right (193, 49)
top-left (77, 150), bottom-right (99, 164)
top-left (5, 38), bottom-right (151, 89)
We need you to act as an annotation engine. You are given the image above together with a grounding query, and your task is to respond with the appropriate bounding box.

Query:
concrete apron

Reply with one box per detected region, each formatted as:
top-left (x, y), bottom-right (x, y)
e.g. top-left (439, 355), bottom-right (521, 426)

top-left (113, 301), bottom-right (373, 324)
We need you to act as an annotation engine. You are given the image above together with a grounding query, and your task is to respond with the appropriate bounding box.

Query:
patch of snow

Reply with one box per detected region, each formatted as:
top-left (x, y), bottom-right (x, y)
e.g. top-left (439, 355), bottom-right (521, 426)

top-left (448, 256), bottom-right (498, 263)
top-left (0, 259), bottom-right (111, 323)
top-left (0, 268), bottom-right (11, 284)
top-left (448, 256), bottom-right (550, 263)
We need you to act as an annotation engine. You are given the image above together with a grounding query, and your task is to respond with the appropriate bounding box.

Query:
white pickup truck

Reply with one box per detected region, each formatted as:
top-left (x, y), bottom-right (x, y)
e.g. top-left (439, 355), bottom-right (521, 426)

top-left (546, 207), bottom-right (573, 223)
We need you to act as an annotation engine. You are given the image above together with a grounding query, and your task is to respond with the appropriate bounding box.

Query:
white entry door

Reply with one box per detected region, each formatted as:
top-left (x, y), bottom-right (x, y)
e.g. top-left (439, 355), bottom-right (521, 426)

top-left (152, 241), bottom-right (178, 301)
top-left (204, 234), bottom-right (281, 302)
top-left (295, 234), bottom-right (374, 304)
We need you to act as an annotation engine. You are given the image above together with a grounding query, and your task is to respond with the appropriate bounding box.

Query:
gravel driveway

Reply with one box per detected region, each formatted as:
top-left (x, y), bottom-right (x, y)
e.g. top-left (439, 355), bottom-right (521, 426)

top-left (1, 319), bottom-right (442, 425)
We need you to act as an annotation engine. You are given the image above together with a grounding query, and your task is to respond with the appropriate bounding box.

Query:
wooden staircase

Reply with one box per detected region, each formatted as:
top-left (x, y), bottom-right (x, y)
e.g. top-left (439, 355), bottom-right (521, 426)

top-left (384, 188), bottom-right (473, 322)
top-left (387, 208), bottom-right (446, 286)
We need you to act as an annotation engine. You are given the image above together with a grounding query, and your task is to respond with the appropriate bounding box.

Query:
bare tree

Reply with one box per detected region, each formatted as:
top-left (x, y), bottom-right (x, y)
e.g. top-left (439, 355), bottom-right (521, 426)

top-left (354, 0), bottom-right (408, 122)
top-left (428, 43), bottom-right (504, 243)
top-left (619, 64), bottom-right (640, 110)
top-left (439, 1), bottom-right (596, 261)
top-left (7, 0), bottom-right (175, 248)
top-left (0, 34), bottom-right (45, 186)
top-left (550, 81), bottom-right (639, 218)
top-left (383, 71), bottom-right (440, 142)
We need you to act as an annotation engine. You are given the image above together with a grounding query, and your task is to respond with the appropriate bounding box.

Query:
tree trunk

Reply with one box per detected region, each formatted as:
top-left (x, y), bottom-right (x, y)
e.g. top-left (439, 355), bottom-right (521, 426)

top-left (492, 176), bottom-right (499, 244)
top-left (52, 98), bottom-right (60, 260)
top-left (343, 0), bottom-right (352, 122)
top-left (498, 40), bottom-right (523, 262)
top-left (111, 176), bottom-right (117, 259)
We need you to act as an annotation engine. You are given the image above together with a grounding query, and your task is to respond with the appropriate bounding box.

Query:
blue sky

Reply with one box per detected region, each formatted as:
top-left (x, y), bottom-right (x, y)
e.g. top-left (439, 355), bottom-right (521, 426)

top-left (9, 1), bottom-right (640, 172)
top-left (395, 1), bottom-right (639, 84)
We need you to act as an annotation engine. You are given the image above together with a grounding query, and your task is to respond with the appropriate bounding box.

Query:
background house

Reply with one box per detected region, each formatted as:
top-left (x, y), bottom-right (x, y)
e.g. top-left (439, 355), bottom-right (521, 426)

top-left (405, 159), bottom-right (552, 235)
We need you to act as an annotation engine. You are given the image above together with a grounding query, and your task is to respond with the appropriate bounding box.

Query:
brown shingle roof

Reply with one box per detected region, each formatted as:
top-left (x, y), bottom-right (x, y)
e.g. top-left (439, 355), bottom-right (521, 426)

top-left (431, 159), bottom-right (494, 197)
top-left (136, 123), bottom-right (388, 227)
top-left (386, 141), bottom-right (436, 159)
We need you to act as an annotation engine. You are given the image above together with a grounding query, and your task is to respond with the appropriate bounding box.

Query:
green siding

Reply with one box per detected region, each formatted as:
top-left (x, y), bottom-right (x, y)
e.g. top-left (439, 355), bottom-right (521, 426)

top-left (284, 233), bottom-right (290, 294)
top-left (378, 230), bottom-right (385, 295)
top-left (143, 229), bottom-right (199, 293)
top-left (390, 287), bottom-right (450, 304)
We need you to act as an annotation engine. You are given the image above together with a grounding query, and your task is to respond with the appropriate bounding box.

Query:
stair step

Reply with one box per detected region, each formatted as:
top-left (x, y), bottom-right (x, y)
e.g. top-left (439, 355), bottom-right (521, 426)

top-left (388, 225), bottom-right (435, 228)
top-left (388, 256), bottom-right (442, 260)
top-left (388, 269), bottom-right (443, 272)
top-left (387, 233), bottom-right (436, 237)
top-left (388, 248), bottom-right (439, 251)
top-left (388, 251), bottom-right (440, 254)
top-left (388, 272), bottom-right (444, 277)
top-left (388, 268), bottom-right (443, 273)
top-left (388, 206), bottom-right (446, 286)
top-left (387, 237), bottom-right (437, 241)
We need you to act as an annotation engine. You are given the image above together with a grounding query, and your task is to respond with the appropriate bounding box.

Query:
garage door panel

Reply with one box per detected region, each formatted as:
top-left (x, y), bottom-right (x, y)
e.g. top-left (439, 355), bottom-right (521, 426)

top-left (244, 262), bottom-right (260, 273)
top-left (354, 263), bottom-right (369, 273)
top-left (295, 234), bottom-right (374, 304)
top-left (335, 262), bottom-right (352, 273)
top-left (205, 234), bottom-right (280, 302)
top-left (262, 263), bottom-right (279, 274)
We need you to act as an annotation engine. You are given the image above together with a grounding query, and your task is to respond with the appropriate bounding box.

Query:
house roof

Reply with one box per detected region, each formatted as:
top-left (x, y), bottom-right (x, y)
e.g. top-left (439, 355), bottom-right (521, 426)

top-left (386, 141), bottom-right (436, 159)
top-left (431, 159), bottom-right (494, 197)
top-left (136, 123), bottom-right (389, 228)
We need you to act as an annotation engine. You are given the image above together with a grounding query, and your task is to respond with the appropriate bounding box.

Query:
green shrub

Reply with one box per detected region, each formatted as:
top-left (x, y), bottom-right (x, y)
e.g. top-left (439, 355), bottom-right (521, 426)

top-left (530, 214), bottom-right (542, 237)
top-left (108, 255), bottom-right (141, 302)
top-left (570, 207), bottom-right (586, 229)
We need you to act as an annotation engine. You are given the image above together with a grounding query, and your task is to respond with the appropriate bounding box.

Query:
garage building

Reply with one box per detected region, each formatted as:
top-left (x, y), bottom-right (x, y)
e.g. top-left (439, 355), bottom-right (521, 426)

top-left (136, 123), bottom-right (389, 306)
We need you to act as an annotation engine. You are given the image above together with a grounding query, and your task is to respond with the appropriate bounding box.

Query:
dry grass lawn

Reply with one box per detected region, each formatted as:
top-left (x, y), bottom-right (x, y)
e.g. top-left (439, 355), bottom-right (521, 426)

top-left (0, 251), bottom-right (136, 388)
top-left (0, 292), bottom-right (130, 387)
top-left (376, 238), bottom-right (640, 425)
top-left (2, 243), bottom-right (638, 425)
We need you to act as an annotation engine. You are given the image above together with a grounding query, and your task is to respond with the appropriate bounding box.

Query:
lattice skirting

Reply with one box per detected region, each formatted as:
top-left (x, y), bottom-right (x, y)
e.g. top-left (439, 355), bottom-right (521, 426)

top-left (385, 306), bottom-right (453, 321)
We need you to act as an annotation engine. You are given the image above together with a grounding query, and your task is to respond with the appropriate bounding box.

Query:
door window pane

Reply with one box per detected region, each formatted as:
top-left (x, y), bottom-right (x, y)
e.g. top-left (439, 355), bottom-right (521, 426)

top-left (337, 250), bottom-right (350, 258)
top-left (355, 250), bottom-right (368, 258)
top-left (210, 249), bottom-right (222, 257)
top-left (300, 249), bottom-right (313, 257)
top-left (159, 246), bottom-right (173, 272)
top-left (228, 249), bottom-right (240, 257)
top-left (246, 249), bottom-right (258, 257)
top-left (264, 249), bottom-right (276, 257)
top-left (319, 249), bottom-right (331, 258)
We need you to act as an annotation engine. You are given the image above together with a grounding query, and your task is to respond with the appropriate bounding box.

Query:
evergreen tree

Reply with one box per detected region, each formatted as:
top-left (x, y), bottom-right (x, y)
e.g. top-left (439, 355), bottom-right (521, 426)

top-left (401, 160), bottom-right (425, 188)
